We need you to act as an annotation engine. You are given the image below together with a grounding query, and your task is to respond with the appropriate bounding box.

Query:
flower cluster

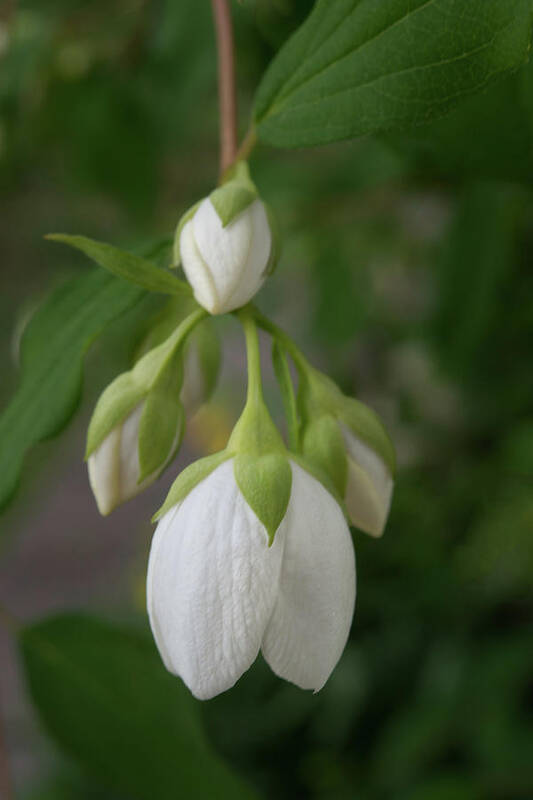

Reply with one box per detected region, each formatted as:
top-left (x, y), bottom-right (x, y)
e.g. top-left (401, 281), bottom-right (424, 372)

top-left (86, 163), bottom-right (395, 699)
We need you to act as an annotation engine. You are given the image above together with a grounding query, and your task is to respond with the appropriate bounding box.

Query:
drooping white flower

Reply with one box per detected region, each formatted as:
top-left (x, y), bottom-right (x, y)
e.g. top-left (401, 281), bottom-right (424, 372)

top-left (88, 402), bottom-right (181, 516)
top-left (147, 458), bottom-right (355, 700)
top-left (179, 197), bottom-right (272, 315)
top-left (340, 424), bottom-right (394, 538)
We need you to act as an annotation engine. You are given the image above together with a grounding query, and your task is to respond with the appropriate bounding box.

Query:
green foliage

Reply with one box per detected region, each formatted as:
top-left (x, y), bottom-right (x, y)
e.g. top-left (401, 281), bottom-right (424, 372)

top-left (0, 269), bottom-right (144, 513)
top-left (19, 614), bottom-right (257, 800)
top-left (47, 235), bottom-right (190, 296)
top-left (254, 0), bottom-right (533, 147)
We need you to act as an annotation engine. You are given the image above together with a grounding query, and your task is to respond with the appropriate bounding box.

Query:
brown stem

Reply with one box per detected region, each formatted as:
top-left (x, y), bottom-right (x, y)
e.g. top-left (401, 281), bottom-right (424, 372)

top-left (211, 0), bottom-right (238, 174)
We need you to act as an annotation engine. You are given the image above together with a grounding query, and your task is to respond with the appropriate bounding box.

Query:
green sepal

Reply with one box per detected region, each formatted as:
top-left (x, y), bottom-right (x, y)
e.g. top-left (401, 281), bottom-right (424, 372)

top-left (298, 366), bottom-right (396, 476)
top-left (172, 201), bottom-right (202, 268)
top-left (46, 234), bottom-right (190, 296)
top-left (86, 309), bottom-right (206, 457)
top-left (209, 162), bottom-right (258, 228)
top-left (337, 397), bottom-right (396, 477)
top-left (152, 450), bottom-right (233, 521)
top-left (227, 397), bottom-right (286, 456)
top-left (234, 453), bottom-right (292, 545)
top-left (301, 414), bottom-right (348, 499)
top-left (264, 203), bottom-right (280, 275)
top-left (135, 296), bottom-right (199, 359)
top-left (137, 353), bottom-right (185, 483)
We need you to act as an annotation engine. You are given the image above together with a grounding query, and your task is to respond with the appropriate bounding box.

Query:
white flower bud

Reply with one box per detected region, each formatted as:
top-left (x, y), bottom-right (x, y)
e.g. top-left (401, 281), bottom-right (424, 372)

top-left (180, 197), bottom-right (272, 315)
top-left (147, 459), bottom-right (355, 700)
top-left (340, 424), bottom-right (394, 538)
top-left (88, 402), bottom-right (181, 516)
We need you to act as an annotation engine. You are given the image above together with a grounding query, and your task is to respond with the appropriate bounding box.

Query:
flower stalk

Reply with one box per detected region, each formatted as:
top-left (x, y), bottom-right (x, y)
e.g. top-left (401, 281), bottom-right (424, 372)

top-left (211, 0), bottom-right (238, 174)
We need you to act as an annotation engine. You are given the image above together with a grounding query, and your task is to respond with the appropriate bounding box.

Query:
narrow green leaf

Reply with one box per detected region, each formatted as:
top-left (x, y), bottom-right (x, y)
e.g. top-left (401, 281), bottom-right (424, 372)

top-left (254, 0), bottom-right (533, 147)
top-left (19, 614), bottom-right (257, 800)
top-left (0, 270), bottom-right (144, 513)
top-left (271, 341), bottom-right (300, 450)
top-left (47, 234), bottom-right (191, 296)
top-left (234, 453), bottom-right (292, 544)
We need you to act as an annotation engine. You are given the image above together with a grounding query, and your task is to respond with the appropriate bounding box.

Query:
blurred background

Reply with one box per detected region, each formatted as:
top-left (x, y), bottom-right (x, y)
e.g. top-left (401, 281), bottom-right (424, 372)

top-left (1, 1), bottom-right (533, 798)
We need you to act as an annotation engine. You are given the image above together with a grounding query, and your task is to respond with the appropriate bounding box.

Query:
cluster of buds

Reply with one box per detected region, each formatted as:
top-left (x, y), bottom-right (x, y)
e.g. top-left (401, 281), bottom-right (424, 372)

top-left (86, 163), bottom-right (395, 699)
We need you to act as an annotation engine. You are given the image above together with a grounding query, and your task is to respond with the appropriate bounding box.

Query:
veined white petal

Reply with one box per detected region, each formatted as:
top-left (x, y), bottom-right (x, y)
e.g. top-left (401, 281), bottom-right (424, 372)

top-left (192, 198), bottom-right (253, 312)
top-left (341, 424), bottom-right (394, 537)
top-left (223, 200), bottom-right (271, 311)
top-left (147, 459), bottom-right (285, 700)
top-left (180, 219), bottom-right (219, 313)
top-left (261, 461), bottom-right (356, 692)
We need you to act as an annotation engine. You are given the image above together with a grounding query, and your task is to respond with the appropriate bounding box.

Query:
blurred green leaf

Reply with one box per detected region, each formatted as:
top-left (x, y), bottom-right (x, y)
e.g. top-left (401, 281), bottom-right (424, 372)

top-left (19, 614), bottom-right (258, 800)
top-left (254, 0), bottom-right (533, 148)
top-left (0, 269), bottom-right (144, 513)
top-left (46, 234), bottom-right (191, 296)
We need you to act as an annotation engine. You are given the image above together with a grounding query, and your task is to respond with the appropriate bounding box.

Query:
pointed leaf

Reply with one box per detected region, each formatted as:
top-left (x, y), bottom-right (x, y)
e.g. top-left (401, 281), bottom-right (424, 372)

top-left (254, 0), bottom-right (533, 147)
top-left (47, 234), bottom-right (191, 296)
top-left (234, 453), bottom-right (292, 544)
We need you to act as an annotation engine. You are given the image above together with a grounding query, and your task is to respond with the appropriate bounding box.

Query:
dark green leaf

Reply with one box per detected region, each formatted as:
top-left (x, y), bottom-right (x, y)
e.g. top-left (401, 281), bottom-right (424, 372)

top-left (47, 234), bottom-right (191, 296)
top-left (19, 614), bottom-right (257, 800)
top-left (0, 270), bottom-right (144, 512)
top-left (254, 0), bottom-right (533, 147)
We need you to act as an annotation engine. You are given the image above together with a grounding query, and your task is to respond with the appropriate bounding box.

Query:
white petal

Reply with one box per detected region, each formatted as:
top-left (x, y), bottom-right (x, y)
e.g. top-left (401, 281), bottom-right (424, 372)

top-left (192, 198), bottom-right (253, 312)
top-left (223, 200), bottom-right (271, 311)
top-left (87, 426), bottom-right (121, 515)
top-left (180, 219), bottom-right (219, 313)
top-left (261, 462), bottom-right (356, 692)
top-left (146, 459), bottom-right (285, 700)
top-left (341, 425), bottom-right (394, 537)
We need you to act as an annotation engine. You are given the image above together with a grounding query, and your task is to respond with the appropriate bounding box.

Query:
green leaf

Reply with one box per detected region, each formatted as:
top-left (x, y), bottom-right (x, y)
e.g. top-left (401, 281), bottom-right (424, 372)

top-left (253, 0), bottom-right (533, 148)
top-left (47, 234), bottom-right (191, 296)
top-left (154, 450), bottom-right (233, 520)
top-left (234, 453), bottom-right (292, 544)
top-left (271, 341), bottom-right (300, 450)
top-left (19, 614), bottom-right (257, 800)
top-left (0, 270), bottom-right (144, 513)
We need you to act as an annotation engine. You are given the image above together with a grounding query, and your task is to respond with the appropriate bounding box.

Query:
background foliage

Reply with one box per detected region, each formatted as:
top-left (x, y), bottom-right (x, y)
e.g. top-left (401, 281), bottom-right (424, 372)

top-left (1, 1), bottom-right (532, 798)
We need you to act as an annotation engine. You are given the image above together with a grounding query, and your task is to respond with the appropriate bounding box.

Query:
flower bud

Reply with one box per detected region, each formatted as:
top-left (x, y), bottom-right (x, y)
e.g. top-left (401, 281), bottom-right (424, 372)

top-left (175, 163), bottom-right (275, 315)
top-left (88, 400), bottom-right (182, 516)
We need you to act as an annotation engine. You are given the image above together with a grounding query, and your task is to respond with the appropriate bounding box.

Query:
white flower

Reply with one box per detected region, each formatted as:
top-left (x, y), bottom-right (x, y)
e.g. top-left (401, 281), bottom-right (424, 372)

top-left (147, 459), bottom-right (356, 700)
top-left (340, 424), bottom-right (394, 538)
top-left (180, 197), bottom-right (272, 315)
top-left (88, 403), bottom-right (181, 516)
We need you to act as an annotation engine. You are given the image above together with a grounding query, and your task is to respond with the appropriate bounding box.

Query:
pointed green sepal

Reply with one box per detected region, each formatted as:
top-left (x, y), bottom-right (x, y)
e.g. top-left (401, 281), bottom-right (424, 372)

top-left (337, 398), bottom-right (396, 477)
top-left (301, 414), bottom-right (348, 498)
top-left (234, 453), bottom-right (292, 545)
top-left (137, 354), bottom-right (185, 483)
top-left (152, 450), bottom-right (233, 521)
top-left (86, 309), bottom-right (206, 458)
top-left (227, 397), bottom-right (286, 456)
top-left (172, 200), bottom-right (202, 268)
top-left (289, 453), bottom-right (347, 518)
top-left (209, 162), bottom-right (258, 228)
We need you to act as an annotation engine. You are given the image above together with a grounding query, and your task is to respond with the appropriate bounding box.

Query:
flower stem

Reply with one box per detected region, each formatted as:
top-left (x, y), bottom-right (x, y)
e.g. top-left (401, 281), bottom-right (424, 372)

top-left (211, 0), bottom-right (238, 174)
top-left (238, 307), bottom-right (264, 407)
top-left (251, 308), bottom-right (310, 377)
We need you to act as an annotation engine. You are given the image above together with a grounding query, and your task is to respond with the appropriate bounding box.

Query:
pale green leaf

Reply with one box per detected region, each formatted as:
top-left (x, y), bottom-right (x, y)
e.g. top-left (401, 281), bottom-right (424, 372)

top-left (301, 414), bottom-right (348, 498)
top-left (254, 0), bottom-right (533, 147)
top-left (47, 234), bottom-right (191, 295)
top-left (0, 270), bottom-right (144, 513)
top-left (19, 614), bottom-right (257, 800)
